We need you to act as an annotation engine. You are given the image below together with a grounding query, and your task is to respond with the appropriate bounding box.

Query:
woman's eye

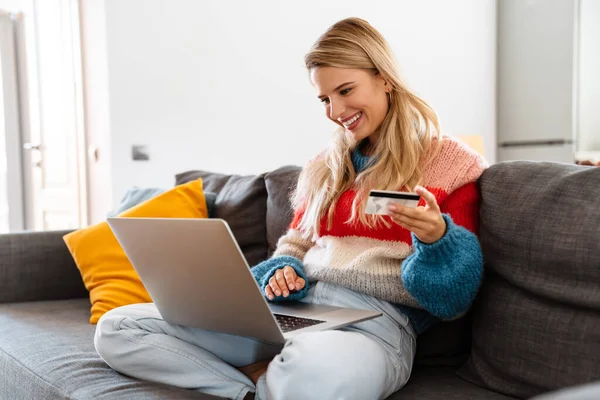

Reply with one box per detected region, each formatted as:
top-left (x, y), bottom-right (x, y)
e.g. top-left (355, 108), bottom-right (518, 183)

top-left (340, 88), bottom-right (352, 96)
top-left (320, 98), bottom-right (330, 104)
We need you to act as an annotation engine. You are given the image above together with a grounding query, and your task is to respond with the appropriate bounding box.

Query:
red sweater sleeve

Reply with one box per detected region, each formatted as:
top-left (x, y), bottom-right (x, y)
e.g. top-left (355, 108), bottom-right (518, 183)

top-left (439, 182), bottom-right (480, 235)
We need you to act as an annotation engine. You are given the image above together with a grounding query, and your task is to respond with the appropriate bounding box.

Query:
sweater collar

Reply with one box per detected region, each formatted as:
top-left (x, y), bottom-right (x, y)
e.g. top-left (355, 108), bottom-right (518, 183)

top-left (351, 141), bottom-right (374, 173)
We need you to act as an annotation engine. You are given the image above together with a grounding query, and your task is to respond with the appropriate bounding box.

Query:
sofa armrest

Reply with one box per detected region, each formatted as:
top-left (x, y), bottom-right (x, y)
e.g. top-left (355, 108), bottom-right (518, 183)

top-left (0, 230), bottom-right (88, 304)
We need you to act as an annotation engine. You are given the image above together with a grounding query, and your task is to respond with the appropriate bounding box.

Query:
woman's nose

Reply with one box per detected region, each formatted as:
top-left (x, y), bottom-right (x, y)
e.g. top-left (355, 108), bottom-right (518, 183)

top-left (329, 99), bottom-right (345, 121)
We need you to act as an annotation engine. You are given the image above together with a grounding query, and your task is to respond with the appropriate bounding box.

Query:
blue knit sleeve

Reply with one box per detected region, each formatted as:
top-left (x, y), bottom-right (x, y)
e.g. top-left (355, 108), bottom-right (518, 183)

top-left (401, 214), bottom-right (483, 319)
top-left (250, 255), bottom-right (308, 302)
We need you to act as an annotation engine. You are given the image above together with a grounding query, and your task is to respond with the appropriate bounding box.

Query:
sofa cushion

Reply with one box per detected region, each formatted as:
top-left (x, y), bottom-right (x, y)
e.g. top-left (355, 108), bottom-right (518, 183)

top-left (0, 299), bottom-right (217, 399)
top-left (0, 299), bottom-right (516, 400)
top-left (458, 161), bottom-right (600, 398)
top-left (390, 366), bottom-right (517, 400)
top-left (0, 300), bottom-right (508, 400)
top-left (264, 165), bottom-right (302, 256)
top-left (415, 316), bottom-right (472, 367)
top-left (176, 170), bottom-right (268, 266)
top-left (531, 381), bottom-right (600, 400)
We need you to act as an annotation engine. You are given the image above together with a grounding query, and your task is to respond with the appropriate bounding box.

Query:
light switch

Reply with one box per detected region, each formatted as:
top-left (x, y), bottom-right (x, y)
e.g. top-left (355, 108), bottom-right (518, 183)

top-left (132, 145), bottom-right (149, 161)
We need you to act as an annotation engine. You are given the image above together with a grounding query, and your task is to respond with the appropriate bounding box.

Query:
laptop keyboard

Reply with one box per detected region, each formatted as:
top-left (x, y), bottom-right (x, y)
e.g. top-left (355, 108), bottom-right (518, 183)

top-left (273, 313), bottom-right (325, 333)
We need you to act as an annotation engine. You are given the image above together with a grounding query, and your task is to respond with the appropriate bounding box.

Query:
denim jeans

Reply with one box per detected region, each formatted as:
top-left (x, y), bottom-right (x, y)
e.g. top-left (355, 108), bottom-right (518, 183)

top-left (95, 282), bottom-right (416, 400)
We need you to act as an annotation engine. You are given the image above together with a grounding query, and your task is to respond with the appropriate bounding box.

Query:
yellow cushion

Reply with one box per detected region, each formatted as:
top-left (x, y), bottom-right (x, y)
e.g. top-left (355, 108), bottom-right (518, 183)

top-left (63, 179), bottom-right (208, 324)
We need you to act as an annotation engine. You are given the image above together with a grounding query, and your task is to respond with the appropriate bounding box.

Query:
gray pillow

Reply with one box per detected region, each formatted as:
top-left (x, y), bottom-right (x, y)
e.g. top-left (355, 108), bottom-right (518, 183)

top-left (175, 170), bottom-right (269, 267)
top-left (457, 161), bottom-right (600, 399)
top-left (107, 187), bottom-right (165, 217)
top-left (264, 166), bottom-right (301, 257)
top-left (108, 186), bottom-right (217, 218)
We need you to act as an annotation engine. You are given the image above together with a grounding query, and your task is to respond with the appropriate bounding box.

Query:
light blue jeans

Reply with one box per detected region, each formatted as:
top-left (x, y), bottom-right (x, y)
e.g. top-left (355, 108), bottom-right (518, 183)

top-left (94, 282), bottom-right (416, 400)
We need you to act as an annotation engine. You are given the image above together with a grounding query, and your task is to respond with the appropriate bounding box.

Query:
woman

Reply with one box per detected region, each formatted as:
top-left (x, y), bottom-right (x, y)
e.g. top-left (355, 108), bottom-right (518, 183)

top-left (95, 17), bottom-right (488, 400)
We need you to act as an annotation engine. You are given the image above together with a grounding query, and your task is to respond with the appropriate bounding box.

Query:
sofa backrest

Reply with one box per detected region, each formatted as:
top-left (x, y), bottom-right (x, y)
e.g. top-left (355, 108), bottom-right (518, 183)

top-left (458, 161), bottom-right (600, 398)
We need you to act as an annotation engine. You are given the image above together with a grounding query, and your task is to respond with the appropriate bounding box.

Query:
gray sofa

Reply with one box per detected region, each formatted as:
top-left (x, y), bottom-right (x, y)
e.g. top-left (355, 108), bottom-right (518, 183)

top-left (1, 161), bottom-right (598, 399)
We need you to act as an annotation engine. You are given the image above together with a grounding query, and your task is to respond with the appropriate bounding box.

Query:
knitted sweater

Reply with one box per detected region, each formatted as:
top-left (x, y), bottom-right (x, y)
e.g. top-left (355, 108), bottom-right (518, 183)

top-left (251, 135), bottom-right (488, 334)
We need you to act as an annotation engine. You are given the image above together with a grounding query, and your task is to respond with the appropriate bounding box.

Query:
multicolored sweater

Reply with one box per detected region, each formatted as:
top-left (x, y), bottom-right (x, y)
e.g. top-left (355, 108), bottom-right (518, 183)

top-left (251, 135), bottom-right (488, 334)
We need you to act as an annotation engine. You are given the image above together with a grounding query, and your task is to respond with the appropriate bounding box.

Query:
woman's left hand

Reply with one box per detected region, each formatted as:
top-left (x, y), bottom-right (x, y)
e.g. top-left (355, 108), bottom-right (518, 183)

top-left (387, 186), bottom-right (446, 244)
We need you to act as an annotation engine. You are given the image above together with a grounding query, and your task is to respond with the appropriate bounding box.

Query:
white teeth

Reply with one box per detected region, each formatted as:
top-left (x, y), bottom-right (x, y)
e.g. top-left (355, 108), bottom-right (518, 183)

top-left (342, 112), bottom-right (361, 128)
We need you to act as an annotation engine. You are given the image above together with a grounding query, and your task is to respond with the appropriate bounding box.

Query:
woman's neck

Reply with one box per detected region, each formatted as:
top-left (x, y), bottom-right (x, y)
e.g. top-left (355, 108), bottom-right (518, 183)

top-left (359, 139), bottom-right (375, 156)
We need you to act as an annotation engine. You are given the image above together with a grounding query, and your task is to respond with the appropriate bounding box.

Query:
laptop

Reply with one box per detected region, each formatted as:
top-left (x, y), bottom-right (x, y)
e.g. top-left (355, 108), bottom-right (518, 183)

top-left (106, 217), bottom-right (381, 344)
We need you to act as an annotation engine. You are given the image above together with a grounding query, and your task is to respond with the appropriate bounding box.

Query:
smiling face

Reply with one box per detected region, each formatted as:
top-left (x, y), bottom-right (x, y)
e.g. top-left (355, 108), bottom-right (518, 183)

top-left (311, 67), bottom-right (390, 145)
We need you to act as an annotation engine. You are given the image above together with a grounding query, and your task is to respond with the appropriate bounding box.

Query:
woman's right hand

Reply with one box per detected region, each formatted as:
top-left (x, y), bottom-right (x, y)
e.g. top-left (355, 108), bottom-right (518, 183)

top-left (265, 266), bottom-right (306, 300)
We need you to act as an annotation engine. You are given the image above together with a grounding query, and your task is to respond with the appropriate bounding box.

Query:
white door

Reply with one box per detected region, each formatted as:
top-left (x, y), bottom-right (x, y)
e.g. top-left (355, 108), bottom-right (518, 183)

top-left (18, 0), bottom-right (87, 231)
top-left (0, 11), bottom-right (26, 233)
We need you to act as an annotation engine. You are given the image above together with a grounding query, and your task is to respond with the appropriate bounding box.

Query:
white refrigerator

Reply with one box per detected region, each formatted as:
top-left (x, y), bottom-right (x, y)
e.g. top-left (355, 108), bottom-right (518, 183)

top-left (497, 0), bottom-right (577, 164)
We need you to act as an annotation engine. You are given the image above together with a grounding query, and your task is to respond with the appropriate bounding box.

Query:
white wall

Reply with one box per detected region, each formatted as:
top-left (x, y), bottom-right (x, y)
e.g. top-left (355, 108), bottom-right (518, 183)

top-left (89, 0), bottom-right (497, 211)
top-left (578, 0), bottom-right (600, 151)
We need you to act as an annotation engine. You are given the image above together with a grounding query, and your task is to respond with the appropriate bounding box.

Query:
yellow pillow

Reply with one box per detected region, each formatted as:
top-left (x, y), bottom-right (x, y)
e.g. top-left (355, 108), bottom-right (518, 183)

top-left (64, 178), bottom-right (208, 324)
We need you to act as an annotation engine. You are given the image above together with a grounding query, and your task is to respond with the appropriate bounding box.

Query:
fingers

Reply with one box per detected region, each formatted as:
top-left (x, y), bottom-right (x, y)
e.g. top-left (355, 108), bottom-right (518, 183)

top-left (282, 266), bottom-right (297, 291)
top-left (389, 211), bottom-right (427, 231)
top-left (267, 266), bottom-right (303, 300)
top-left (267, 275), bottom-right (282, 299)
top-left (273, 269), bottom-right (289, 297)
top-left (415, 186), bottom-right (440, 211)
top-left (388, 204), bottom-right (447, 244)
top-left (265, 285), bottom-right (275, 300)
top-left (384, 187), bottom-right (446, 244)
top-left (295, 277), bottom-right (306, 291)
top-left (388, 203), bottom-right (442, 238)
top-left (276, 269), bottom-right (288, 294)
top-left (388, 204), bottom-right (428, 224)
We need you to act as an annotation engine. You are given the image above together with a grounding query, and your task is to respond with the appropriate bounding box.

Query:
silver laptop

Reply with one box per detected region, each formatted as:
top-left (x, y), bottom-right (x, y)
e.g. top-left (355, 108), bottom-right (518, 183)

top-left (106, 217), bottom-right (381, 344)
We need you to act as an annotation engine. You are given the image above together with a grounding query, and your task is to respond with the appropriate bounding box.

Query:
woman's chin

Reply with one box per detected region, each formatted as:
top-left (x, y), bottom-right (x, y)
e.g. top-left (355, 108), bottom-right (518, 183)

top-left (347, 129), bottom-right (370, 143)
top-left (346, 131), bottom-right (362, 143)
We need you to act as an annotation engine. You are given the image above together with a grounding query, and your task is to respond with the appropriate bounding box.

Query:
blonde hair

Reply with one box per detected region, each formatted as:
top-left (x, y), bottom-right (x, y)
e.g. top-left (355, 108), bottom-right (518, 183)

top-left (294, 17), bottom-right (441, 236)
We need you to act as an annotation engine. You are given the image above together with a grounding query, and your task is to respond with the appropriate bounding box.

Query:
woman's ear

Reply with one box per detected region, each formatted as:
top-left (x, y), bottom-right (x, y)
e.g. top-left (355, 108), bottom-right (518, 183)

top-left (383, 80), bottom-right (391, 93)
top-left (376, 72), bottom-right (390, 92)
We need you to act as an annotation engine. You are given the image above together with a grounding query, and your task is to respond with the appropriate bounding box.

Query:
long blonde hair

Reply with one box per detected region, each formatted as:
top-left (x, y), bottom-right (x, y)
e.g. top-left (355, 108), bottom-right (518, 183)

top-left (294, 17), bottom-right (441, 236)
